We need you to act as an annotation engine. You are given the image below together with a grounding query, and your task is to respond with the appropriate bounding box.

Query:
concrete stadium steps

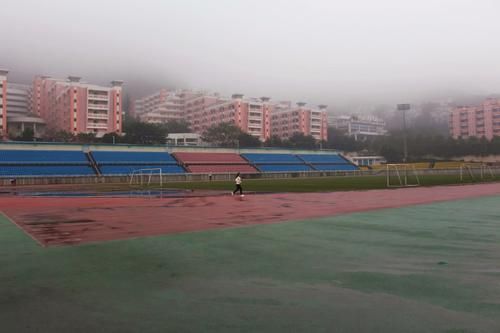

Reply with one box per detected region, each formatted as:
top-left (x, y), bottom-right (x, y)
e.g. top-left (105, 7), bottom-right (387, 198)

top-left (174, 152), bottom-right (258, 174)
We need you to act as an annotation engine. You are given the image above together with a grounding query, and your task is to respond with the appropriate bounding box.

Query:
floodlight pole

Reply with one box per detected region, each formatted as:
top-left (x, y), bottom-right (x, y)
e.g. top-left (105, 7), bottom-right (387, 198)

top-left (397, 104), bottom-right (410, 163)
top-left (403, 110), bottom-right (408, 163)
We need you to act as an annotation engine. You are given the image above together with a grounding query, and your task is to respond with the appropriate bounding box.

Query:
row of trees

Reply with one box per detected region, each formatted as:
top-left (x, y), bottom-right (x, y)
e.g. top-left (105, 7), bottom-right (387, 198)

top-left (12, 118), bottom-right (191, 145)
top-left (10, 118), bottom-right (500, 162)
top-left (326, 128), bottom-right (500, 162)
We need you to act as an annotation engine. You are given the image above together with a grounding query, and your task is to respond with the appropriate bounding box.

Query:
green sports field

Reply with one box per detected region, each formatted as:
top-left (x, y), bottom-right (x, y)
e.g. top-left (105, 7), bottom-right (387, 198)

top-left (160, 174), bottom-right (500, 192)
top-left (1, 195), bottom-right (500, 332)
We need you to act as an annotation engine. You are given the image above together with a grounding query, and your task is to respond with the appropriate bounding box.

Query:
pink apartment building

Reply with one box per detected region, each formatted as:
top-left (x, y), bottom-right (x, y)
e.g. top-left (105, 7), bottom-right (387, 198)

top-left (134, 89), bottom-right (184, 123)
top-left (185, 94), bottom-right (272, 141)
top-left (134, 90), bottom-right (327, 142)
top-left (0, 69), bottom-right (8, 137)
top-left (270, 102), bottom-right (328, 141)
top-left (450, 98), bottom-right (500, 140)
top-left (134, 91), bottom-right (273, 141)
top-left (32, 76), bottom-right (123, 136)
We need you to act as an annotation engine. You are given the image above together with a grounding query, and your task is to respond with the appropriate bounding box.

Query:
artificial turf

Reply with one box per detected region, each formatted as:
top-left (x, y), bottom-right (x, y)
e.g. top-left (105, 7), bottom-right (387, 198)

top-left (1, 196), bottom-right (500, 332)
top-left (162, 174), bottom-right (499, 192)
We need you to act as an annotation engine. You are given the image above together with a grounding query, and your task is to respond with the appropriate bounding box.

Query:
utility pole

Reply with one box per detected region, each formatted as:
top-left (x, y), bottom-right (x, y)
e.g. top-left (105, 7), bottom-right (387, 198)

top-left (397, 104), bottom-right (410, 163)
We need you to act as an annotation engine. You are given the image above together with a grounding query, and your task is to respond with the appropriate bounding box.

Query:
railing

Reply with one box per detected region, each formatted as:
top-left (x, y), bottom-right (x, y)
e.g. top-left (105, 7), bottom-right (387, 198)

top-left (87, 124), bottom-right (109, 129)
top-left (88, 94), bottom-right (109, 100)
top-left (87, 114), bottom-right (109, 120)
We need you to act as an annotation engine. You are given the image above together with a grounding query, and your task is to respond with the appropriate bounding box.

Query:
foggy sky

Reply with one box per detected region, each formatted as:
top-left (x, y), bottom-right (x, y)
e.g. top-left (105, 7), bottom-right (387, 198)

top-left (2, 0), bottom-right (500, 107)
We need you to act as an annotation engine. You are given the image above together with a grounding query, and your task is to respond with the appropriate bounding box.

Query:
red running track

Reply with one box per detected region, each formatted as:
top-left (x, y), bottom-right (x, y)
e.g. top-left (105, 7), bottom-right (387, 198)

top-left (1, 183), bottom-right (499, 247)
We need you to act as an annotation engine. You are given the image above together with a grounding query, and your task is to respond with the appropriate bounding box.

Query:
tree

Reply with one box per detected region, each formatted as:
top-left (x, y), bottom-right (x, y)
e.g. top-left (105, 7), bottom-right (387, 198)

top-left (325, 127), bottom-right (360, 151)
top-left (202, 122), bottom-right (242, 147)
top-left (122, 118), bottom-right (166, 144)
top-left (101, 132), bottom-right (123, 144)
top-left (237, 132), bottom-right (262, 148)
top-left (74, 132), bottom-right (98, 144)
top-left (13, 128), bottom-right (35, 142)
top-left (161, 119), bottom-right (191, 134)
top-left (264, 135), bottom-right (284, 147)
top-left (43, 130), bottom-right (74, 142)
top-left (286, 133), bottom-right (317, 149)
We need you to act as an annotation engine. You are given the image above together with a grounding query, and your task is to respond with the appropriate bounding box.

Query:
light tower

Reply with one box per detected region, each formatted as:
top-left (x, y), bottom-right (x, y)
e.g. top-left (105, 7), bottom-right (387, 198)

top-left (397, 103), bottom-right (411, 163)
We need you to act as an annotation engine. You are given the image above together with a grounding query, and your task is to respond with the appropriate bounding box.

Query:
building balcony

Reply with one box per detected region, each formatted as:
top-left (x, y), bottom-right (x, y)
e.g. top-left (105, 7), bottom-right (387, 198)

top-left (88, 113), bottom-right (109, 120)
top-left (88, 94), bottom-right (109, 100)
top-left (88, 104), bottom-right (109, 110)
top-left (87, 123), bottom-right (109, 130)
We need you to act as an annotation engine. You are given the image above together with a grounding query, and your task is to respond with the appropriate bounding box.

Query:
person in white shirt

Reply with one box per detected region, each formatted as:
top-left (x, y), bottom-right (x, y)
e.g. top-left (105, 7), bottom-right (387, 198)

top-left (232, 172), bottom-right (244, 196)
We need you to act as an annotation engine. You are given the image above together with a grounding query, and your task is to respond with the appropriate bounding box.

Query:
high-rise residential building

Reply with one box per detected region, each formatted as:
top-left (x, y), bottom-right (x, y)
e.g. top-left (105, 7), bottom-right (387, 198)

top-left (0, 69), bottom-right (8, 137)
top-left (270, 102), bottom-right (328, 141)
top-left (134, 90), bottom-right (274, 141)
top-left (134, 90), bottom-right (328, 142)
top-left (449, 98), bottom-right (500, 140)
top-left (32, 76), bottom-right (123, 136)
top-left (329, 114), bottom-right (387, 140)
top-left (185, 94), bottom-right (272, 141)
top-left (133, 89), bottom-right (203, 124)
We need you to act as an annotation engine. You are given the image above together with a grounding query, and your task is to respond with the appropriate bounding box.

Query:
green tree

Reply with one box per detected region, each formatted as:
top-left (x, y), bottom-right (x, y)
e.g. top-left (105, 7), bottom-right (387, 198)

top-left (101, 132), bottom-right (123, 144)
top-left (161, 119), bottom-right (191, 134)
top-left (74, 132), bottom-right (98, 144)
top-left (287, 133), bottom-right (317, 149)
top-left (43, 130), bottom-right (74, 142)
top-left (237, 132), bottom-right (262, 148)
top-left (202, 122), bottom-right (242, 147)
top-left (325, 127), bottom-right (360, 151)
top-left (122, 118), bottom-right (166, 144)
top-left (264, 135), bottom-right (284, 147)
top-left (14, 128), bottom-right (35, 141)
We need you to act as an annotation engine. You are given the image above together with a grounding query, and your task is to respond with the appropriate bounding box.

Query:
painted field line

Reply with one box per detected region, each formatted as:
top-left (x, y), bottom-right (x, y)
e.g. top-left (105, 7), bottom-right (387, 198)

top-left (0, 211), bottom-right (46, 248)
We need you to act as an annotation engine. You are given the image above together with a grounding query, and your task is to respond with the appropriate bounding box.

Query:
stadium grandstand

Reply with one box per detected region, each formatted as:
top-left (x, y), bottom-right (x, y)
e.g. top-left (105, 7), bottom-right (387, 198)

top-left (0, 142), bottom-right (359, 178)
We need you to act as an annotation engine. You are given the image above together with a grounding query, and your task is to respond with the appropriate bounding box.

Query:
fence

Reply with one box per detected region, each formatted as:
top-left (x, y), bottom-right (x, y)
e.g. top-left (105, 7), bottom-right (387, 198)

top-left (1, 167), bottom-right (499, 186)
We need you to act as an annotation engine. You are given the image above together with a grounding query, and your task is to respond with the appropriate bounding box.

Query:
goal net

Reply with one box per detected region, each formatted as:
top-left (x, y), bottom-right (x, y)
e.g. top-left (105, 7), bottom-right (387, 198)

top-left (386, 164), bottom-right (420, 188)
top-left (129, 168), bottom-right (163, 187)
top-left (460, 163), bottom-right (495, 182)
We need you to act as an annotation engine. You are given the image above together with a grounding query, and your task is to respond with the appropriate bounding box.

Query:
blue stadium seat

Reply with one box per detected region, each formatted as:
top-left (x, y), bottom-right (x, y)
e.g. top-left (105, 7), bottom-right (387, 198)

top-left (256, 164), bottom-right (313, 172)
top-left (0, 150), bottom-right (88, 164)
top-left (242, 153), bottom-right (303, 164)
top-left (0, 165), bottom-right (95, 176)
top-left (297, 154), bottom-right (348, 164)
top-left (91, 151), bottom-right (186, 175)
top-left (312, 164), bottom-right (358, 171)
top-left (100, 165), bottom-right (186, 175)
top-left (92, 151), bottom-right (177, 164)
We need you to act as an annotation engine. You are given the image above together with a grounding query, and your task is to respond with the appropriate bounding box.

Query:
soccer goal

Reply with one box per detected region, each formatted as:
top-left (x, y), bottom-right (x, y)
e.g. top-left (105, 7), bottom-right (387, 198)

top-left (129, 168), bottom-right (163, 188)
top-left (386, 164), bottom-right (420, 188)
top-left (460, 163), bottom-right (495, 182)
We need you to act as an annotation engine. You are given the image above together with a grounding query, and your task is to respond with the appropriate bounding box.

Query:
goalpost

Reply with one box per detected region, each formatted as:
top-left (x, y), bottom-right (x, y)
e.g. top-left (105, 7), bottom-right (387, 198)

top-left (386, 164), bottom-right (420, 188)
top-left (460, 163), bottom-right (495, 181)
top-left (129, 168), bottom-right (163, 187)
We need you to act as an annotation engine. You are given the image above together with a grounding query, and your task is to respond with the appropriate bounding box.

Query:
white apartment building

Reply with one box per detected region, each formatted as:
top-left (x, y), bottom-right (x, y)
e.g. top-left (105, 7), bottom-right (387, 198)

top-left (330, 115), bottom-right (387, 140)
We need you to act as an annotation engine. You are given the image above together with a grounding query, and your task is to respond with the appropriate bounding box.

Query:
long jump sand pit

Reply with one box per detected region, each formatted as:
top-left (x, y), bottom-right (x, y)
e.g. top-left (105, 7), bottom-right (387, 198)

top-left (2, 183), bottom-right (500, 247)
